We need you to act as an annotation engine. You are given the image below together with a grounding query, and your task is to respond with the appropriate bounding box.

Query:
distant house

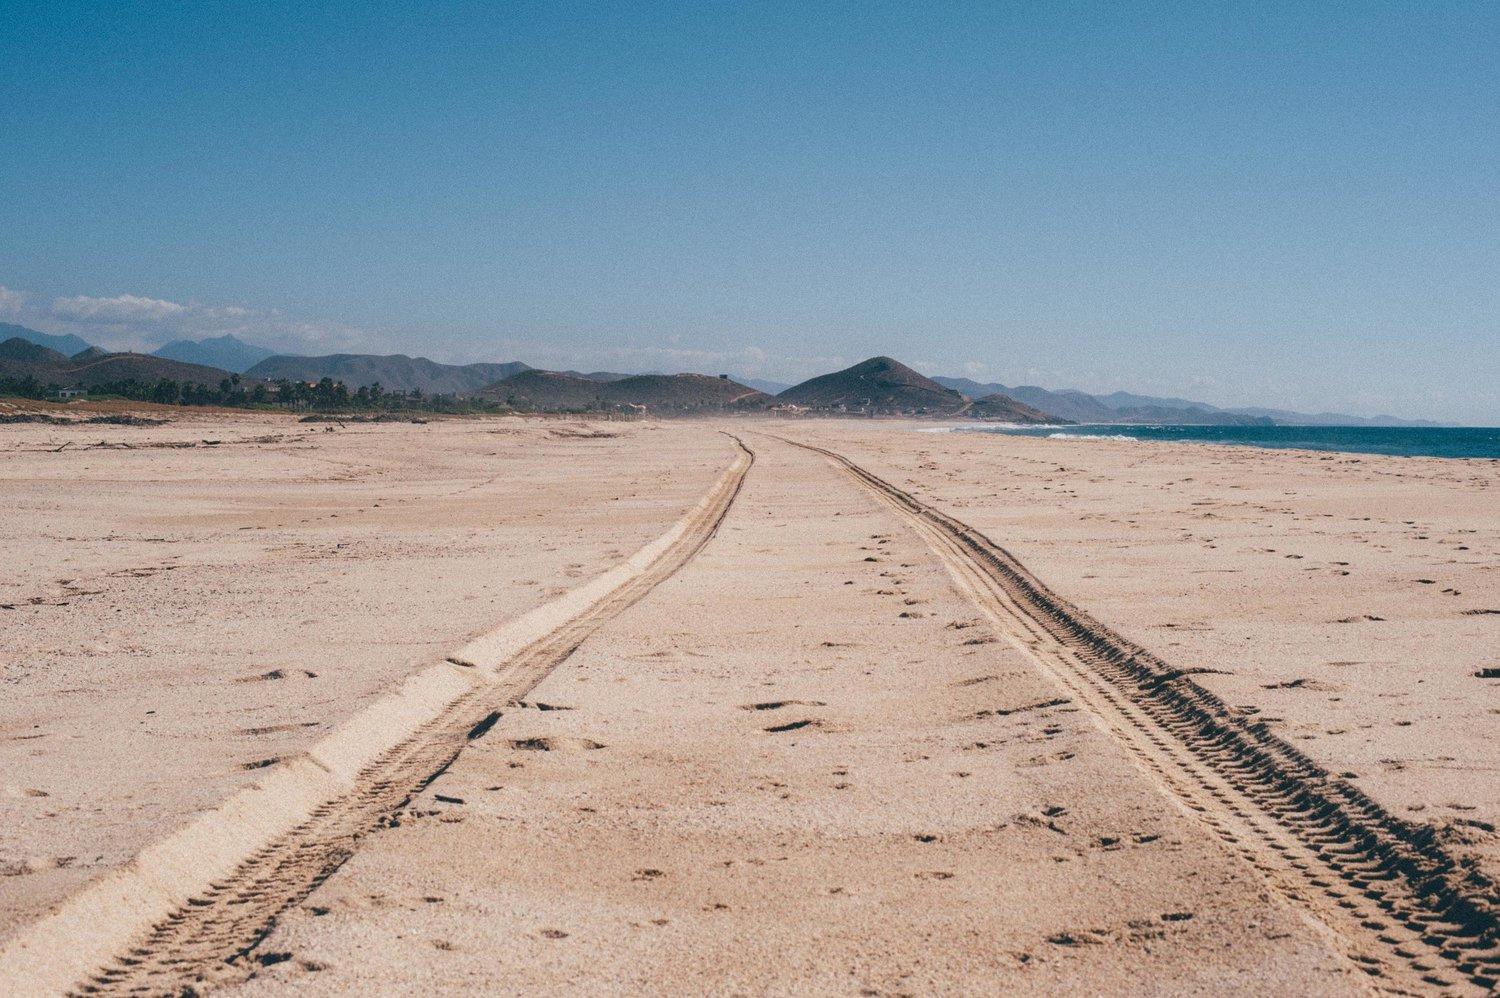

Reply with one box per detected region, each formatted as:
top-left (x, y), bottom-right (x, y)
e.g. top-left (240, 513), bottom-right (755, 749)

top-left (51, 387), bottom-right (85, 400)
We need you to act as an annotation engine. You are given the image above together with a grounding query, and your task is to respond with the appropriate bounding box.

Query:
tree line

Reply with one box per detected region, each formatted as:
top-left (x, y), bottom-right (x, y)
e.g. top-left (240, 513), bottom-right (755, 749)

top-left (0, 374), bottom-right (505, 413)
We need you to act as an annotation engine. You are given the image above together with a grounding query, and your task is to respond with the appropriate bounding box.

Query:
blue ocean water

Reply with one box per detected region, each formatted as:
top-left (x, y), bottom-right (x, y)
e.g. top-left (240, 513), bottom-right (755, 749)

top-left (959, 424), bottom-right (1500, 460)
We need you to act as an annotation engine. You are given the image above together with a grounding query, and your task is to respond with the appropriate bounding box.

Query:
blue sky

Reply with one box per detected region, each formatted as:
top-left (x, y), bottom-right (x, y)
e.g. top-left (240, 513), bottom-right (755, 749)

top-left (1, 2), bottom-right (1495, 422)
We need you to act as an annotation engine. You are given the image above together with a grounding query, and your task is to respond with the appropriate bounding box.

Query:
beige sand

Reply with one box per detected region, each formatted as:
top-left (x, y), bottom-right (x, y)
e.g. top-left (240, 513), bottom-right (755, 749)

top-left (1, 414), bottom-right (1496, 994)
top-left (0, 414), bottom-right (726, 935)
top-left (796, 422), bottom-right (1499, 874)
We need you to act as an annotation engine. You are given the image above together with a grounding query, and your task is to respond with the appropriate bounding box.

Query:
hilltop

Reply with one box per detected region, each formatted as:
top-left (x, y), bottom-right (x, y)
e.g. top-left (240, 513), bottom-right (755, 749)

top-left (776, 357), bottom-right (967, 416)
top-left (154, 334), bottom-right (275, 373)
top-left (0, 337), bottom-right (71, 370)
top-left (0, 323), bottom-right (94, 358)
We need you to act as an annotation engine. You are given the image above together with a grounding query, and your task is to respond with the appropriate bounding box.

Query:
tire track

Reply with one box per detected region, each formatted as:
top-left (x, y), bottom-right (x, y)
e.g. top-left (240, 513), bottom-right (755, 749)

top-left (3, 435), bottom-right (753, 997)
top-left (787, 436), bottom-right (1498, 994)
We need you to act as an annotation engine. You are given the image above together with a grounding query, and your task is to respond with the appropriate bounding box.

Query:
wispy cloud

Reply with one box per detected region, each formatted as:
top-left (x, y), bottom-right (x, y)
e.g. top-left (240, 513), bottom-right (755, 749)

top-left (50, 293), bottom-right (188, 324)
top-left (0, 287), bottom-right (30, 319)
top-left (1, 285), bottom-right (375, 356)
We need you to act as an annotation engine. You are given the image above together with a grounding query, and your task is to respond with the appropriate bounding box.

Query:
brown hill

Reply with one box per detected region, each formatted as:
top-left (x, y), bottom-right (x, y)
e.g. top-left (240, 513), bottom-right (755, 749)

top-left (484, 370), bottom-right (603, 410)
top-left (245, 353), bottom-right (529, 395)
top-left (1, 337), bottom-right (69, 362)
top-left (776, 356), bottom-right (966, 415)
top-left (483, 370), bottom-right (769, 413)
top-left (597, 373), bottom-right (768, 409)
top-left (62, 352), bottom-right (232, 387)
top-left (0, 338), bottom-right (232, 388)
top-left (965, 393), bottom-right (1060, 424)
top-left (0, 337), bottom-right (71, 373)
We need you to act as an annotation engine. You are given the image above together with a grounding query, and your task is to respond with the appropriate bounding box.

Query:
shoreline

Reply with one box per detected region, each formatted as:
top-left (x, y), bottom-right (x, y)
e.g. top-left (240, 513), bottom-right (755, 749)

top-left (936, 421), bottom-right (1500, 461)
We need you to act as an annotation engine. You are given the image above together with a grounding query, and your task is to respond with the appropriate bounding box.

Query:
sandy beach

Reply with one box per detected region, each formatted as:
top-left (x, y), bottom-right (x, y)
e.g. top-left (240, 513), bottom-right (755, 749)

top-left (1, 414), bottom-right (1495, 994)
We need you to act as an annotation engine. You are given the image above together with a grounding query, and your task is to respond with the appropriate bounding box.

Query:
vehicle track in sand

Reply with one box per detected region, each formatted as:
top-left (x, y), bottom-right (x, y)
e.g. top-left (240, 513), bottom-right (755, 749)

top-left (1, 437), bottom-right (753, 997)
top-left (783, 435), bottom-right (1499, 995)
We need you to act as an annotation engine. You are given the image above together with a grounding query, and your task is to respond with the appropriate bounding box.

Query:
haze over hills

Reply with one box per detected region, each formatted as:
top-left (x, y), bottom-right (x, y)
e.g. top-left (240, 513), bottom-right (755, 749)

top-left (933, 375), bottom-right (1441, 427)
top-left (245, 353), bottom-right (531, 395)
top-left (740, 377), bottom-right (791, 396)
top-left (153, 334), bottom-right (274, 373)
top-left (0, 322), bottom-right (92, 358)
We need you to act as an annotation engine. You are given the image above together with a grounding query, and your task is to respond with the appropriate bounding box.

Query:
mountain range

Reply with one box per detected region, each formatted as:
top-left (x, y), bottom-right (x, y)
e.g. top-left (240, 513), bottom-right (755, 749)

top-left (932, 377), bottom-right (1435, 427)
top-left (244, 353), bottom-right (531, 395)
top-left (0, 322), bottom-right (92, 358)
top-left (0, 336), bottom-right (233, 388)
top-left (0, 325), bottom-right (1447, 425)
top-left (153, 334), bottom-right (275, 373)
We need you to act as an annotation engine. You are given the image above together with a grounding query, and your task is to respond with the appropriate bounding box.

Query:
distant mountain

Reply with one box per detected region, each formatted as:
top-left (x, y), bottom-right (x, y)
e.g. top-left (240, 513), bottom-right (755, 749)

top-left (936, 377), bottom-right (1267, 425)
top-left (245, 353), bottom-right (531, 394)
top-left (1, 337), bottom-right (231, 387)
top-left (557, 370), bottom-right (635, 382)
top-left (1092, 390), bottom-right (1217, 413)
top-left (0, 336), bottom-right (71, 367)
top-left (934, 376), bottom-right (1444, 427)
top-left (1217, 407), bottom-right (1439, 428)
top-left (966, 394), bottom-right (1058, 424)
top-left (0, 323), bottom-right (93, 358)
top-left (153, 334), bottom-right (274, 373)
top-left (1114, 405), bottom-right (1270, 426)
top-left (740, 377), bottom-right (791, 396)
top-left (778, 357), bottom-right (967, 415)
top-left (933, 377), bottom-right (1115, 422)
top-left (483, 369), bottom-right (770, 412)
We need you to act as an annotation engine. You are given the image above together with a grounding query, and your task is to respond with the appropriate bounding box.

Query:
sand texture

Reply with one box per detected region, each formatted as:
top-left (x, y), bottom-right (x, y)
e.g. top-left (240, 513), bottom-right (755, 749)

top-left (1, 414), bottom-right (1495, 994)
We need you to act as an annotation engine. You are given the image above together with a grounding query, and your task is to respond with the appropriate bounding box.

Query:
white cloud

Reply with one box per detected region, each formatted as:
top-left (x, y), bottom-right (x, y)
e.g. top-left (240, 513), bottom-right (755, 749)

top-left (0, 284), bottom-right (384, 356)
top-left (50, 293), bottom-right (188, 324)
top-left (0, 286), bottom-right (29, 318)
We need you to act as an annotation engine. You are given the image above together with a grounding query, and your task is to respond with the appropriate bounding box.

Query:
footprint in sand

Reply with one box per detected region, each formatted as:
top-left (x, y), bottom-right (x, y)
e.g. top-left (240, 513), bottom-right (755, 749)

top-left (509, 736), bottom-right (605, 752)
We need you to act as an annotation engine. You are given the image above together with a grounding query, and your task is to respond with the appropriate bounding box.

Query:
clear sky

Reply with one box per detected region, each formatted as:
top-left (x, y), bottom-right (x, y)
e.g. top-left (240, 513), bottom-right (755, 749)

top-left (1, 2), bottom-right (1495, 422)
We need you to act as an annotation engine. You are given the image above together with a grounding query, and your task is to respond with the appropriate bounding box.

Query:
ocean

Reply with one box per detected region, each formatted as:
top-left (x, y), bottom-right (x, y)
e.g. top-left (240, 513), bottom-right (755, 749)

top-left (956, 423), bottom-right (1500, 460)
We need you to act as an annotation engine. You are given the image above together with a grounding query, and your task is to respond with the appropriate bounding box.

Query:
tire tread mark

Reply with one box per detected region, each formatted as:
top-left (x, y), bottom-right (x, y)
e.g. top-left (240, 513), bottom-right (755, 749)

top-left (74, 434), bottom-right (754, 996)
top-left (787, 436), bottom-right (1498, 993)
